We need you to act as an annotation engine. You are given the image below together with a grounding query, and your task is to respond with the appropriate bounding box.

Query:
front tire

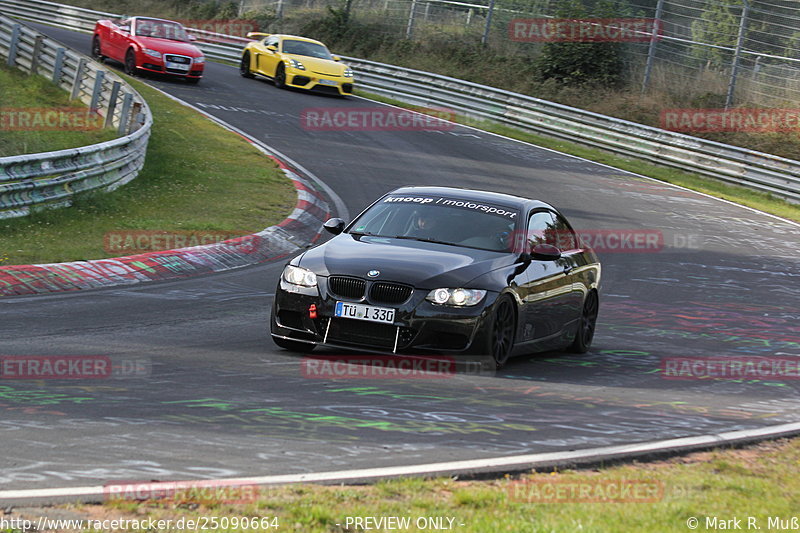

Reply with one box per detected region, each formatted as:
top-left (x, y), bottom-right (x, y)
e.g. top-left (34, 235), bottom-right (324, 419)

top-left (185, 77), bottom-right (200, 85)
top-left (124, 49), bottom-right (137, 76)
top-left (240, 52), bottom-right (254, 78)
top-left (486, 295), bottom-right (516, 368)
top-left (570, 290), bottom-right (598, 353)
top-left (272, 335), bottom-right (316, 353)
top-left (274, 64), bottom-right (286, 89)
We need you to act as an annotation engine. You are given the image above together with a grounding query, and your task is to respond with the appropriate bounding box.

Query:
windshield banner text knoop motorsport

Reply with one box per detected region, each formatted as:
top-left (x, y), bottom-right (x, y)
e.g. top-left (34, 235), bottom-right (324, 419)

top-left (383, 196), bottom-right (518, 219)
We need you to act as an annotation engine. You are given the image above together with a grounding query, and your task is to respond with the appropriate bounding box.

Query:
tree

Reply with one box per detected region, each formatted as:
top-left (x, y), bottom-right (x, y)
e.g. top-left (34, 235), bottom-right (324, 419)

top-left (534, 0), bottom-right (632, 88)
top-left (690, 1), bottom-right (742, 70)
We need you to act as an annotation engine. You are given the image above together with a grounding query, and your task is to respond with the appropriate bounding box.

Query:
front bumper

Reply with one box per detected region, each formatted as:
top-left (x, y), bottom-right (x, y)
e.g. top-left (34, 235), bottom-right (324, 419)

top-left (285, 71), bottom-right (353, 95)
top-left (270, 277), bottom-right (496, 354)
top-left (138, 56), bottom-right (203, 78)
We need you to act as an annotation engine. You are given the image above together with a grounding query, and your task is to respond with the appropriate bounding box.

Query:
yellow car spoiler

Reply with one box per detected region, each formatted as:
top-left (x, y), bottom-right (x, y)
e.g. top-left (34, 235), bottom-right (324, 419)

top-left (246, 32), bottom-right (270, 39)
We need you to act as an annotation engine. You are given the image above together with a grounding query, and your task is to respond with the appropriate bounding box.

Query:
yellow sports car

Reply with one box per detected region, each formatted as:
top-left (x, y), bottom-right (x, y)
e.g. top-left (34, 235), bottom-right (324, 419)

top-left (240, 33), bottom-right (354, 96)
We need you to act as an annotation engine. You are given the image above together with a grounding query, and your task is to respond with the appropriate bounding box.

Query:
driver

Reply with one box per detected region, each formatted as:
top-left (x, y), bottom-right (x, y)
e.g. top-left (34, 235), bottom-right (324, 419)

top-left (410, 211), bottom-right (438, 237)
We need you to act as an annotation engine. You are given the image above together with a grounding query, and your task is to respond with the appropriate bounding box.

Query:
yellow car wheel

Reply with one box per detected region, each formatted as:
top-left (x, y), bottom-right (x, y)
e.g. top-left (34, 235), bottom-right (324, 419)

top-left (240, 52), bottom-right (254, 78)
top-left (275, 64), bottom-right (287, 89)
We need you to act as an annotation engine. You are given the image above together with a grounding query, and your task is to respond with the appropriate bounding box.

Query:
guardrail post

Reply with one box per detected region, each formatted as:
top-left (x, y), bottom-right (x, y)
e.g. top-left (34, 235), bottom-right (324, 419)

top-left (406, 0), bottom-right (417, 39)
top-left (481, 0), bottom-right (495, 45)
top-left (128, 102), bottom-right (143, 134)
top-left (118, 92), bottom-right (133, 135)
top-left (90, 70), bottom-right (105, 110)
top-left (30, 35), bottom-right (44, 75)
top-left (725, 0), bottom-right (750, 109)
top-left (7, 24), bottom-right (21, 67)
top-left (70, 57), bottom-right (86, 100)
top-left (641, 0), bottom-right (664, 94)
top-left (104, 81), bottom-right (121, 129)
top-left (52, 47), bottom-right (65, 85)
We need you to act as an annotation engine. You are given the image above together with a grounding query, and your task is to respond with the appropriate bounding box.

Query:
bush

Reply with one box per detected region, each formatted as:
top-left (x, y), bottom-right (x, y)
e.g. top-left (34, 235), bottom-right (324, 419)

top-left (533, 0), bottom-right (631, 88)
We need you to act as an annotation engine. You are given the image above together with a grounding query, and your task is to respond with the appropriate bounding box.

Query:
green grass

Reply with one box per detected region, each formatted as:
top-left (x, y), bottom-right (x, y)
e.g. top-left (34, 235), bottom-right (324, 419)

top-left (30, 437), bottom-right (798, 532)
top-left (0, 63), bottom-right (117, 156)
top-left (358, 91), bottom-right (800, 223)
top-left (0, 76), bottom-right (295, 265)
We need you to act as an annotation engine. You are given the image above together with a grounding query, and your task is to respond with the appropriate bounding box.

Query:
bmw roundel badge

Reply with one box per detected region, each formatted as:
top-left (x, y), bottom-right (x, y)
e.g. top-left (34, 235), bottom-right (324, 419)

top-left (367, 270), bottom-right (380, 278)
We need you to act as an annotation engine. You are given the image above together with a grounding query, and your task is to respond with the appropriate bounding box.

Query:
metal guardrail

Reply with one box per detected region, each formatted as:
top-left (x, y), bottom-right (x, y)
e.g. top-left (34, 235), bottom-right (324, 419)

top-left (0, 12), bottom-right (151, 219)
top-left (2, 0), bottom-right (799, 204)
top-left (342, 58), bottom-right (800, 203)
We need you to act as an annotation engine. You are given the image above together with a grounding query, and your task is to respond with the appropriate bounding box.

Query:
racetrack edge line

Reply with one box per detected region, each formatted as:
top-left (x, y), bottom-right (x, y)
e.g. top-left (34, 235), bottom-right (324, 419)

top-left (0, 87), bottom-right (342, 297)
top-left (2, 421), bottom-right (798, 501)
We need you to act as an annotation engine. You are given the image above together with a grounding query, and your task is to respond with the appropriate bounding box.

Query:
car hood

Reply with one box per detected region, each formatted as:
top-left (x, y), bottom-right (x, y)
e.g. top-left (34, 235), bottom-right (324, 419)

top-left (134, 36), bottom-right (203, 57)
top-left (298, 234), bottom-right (513, 289)
top-left (287, 55), bottom-right (344, 76)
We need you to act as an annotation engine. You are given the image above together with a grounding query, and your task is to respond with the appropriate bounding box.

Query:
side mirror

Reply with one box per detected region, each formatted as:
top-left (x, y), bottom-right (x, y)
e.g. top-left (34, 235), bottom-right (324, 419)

top-left (323, 218), bottom-right (346, 235)
top-left (531, 243), bottom-right (561, 261)
top-left (119, 26), bottom-right (130, 33)
top-left (266, 44), bottom-right (277, 52)
top-left (332, 55), bottom-right (341, 61)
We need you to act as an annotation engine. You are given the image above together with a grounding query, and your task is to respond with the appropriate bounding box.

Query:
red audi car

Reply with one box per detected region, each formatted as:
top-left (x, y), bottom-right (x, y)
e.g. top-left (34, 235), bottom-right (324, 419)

top-left (92, 16), bottom-right (205, 83)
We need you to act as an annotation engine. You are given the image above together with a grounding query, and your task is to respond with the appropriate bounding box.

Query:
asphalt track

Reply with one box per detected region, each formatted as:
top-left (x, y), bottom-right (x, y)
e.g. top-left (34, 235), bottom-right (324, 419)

top-left (1, 23), bottom-right (800, 501)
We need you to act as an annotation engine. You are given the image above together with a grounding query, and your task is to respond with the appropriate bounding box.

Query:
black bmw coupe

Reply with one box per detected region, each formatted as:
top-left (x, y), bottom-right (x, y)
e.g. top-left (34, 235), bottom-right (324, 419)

top-left (270, 186), bottom-right (601, 367)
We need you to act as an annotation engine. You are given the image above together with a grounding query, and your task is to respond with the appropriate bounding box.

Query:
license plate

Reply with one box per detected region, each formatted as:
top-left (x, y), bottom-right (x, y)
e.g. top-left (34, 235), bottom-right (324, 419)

top-left (318, 79), bottom-right (337, 86)
top-left (167, 61), bottom-right (190, 71)
top-left (335, 302), bottom-right (395, 324)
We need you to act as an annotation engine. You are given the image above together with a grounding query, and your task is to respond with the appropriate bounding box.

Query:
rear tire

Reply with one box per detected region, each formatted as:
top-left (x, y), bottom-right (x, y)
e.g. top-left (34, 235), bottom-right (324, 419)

top-left (91, 36), bottom-right (104, 62)
top-left (272, 335), bottom-right (316, 353)
top-left (274, 64), bottom-right (286, 89)
top-left (240, 52), bottom-right (254, 78)
top-left (570, 290), bottom-right (598, 354)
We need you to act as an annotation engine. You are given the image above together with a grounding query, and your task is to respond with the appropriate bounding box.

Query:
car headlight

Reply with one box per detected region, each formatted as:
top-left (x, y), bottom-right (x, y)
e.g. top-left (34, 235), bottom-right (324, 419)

top-left (282, 265), bottom-right (317, 287)
top-left (426, 288), bottom-right (486, 307)
top-left (343, 68), bottom-right (354, 78)
top-left (288, 58), bottom-right (305, 70)
top-left (143, 48), bottom-right (162, 59)
top-left (194, 55), bottom-right (205, 64)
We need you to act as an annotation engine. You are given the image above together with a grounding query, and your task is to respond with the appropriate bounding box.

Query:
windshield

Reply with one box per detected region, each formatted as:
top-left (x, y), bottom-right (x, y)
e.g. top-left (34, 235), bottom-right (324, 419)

top-left (281, 39), bottom-right (332, 59)
top-left (349, 195), bottom-right (519, 252)
top-left (135, 19), bottom-right (190, 42)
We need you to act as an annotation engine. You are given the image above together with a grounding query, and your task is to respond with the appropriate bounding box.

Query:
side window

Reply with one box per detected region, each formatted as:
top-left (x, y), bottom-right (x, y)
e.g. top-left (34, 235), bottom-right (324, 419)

top-left (551, 213), bottom-right (578, 251)
top-left (526, 211), bottom-right (556, 250)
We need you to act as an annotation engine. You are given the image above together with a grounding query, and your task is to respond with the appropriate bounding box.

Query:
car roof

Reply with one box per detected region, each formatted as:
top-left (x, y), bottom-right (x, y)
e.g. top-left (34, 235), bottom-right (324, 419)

top-left (387, 186), bottom-right (554, 212)
top-left (275, 35), bottom-right (327, 46)
top-left (131, 17), bottom-right (183, 25)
